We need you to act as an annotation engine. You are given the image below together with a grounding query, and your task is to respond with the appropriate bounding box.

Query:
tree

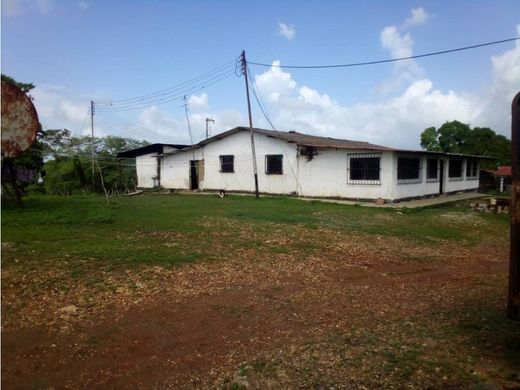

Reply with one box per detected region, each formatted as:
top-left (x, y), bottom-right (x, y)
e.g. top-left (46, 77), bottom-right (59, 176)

top-left (41, 134), bottom-right (148, 195)
top-left (40, 129), bottom-right (74, 160)
top-left (419, 120), bottom-right (511, 167)
top-left (420, 127), bottom-right (440, 151)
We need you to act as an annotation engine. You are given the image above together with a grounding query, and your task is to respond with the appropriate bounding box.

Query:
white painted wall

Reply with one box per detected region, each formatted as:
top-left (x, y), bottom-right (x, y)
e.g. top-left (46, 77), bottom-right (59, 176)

top-left (297, 149), bottom-right (395, 199)
top-left (136, 153), bottom-right (159, 188)
top-left (390, 155), bottom-right (478, 199)
top-left (161, 131), bottom-right (298, 194)
top-left (444, 158), bottom-right (479, 193)
top-left (156, 130), bottom-right (480, 200)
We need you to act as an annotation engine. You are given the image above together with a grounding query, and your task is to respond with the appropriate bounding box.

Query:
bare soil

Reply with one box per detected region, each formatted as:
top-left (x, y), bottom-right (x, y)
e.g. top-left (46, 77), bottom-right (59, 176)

top-left (2, 226), bottom-right (518, 389)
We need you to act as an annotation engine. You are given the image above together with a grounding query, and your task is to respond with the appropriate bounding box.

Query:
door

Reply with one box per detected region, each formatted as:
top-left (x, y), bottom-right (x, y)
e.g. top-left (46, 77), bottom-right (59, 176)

top-left (190, 160), bottom-right (199, 190)
top-left (439, 160), bottom-right (445, 194)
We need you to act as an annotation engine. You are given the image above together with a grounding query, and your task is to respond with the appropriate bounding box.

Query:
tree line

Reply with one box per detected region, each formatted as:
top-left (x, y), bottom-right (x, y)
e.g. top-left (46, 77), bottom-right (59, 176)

top-left (2, 74), bottom-right (148, 197)
top-left (420, 120), bottom-right (511, 168)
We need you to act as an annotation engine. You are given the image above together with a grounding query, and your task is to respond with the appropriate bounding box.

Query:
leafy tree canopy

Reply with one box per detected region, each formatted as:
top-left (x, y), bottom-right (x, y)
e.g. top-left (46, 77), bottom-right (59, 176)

top-left (420, 120), bottom-right (511, 167)
top-left (40, 131), bottom-right (149, 195)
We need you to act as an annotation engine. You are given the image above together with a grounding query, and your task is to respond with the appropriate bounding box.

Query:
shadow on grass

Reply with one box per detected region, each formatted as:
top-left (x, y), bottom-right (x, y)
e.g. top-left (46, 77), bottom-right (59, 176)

top-left (450, 298), bottom-right (520, 373)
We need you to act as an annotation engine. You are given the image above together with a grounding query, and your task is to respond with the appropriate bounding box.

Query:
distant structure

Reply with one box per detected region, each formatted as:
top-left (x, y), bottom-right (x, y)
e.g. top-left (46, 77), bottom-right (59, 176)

top-left (119, 127), bottom-right (490, 203)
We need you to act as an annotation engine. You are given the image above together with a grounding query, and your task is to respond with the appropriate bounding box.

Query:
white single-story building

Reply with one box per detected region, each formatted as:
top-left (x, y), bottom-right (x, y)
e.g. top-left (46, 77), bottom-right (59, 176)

top-left (120, 127), bottom-right (488, 203)
top-left (117, 143), bottom-right (187, 188)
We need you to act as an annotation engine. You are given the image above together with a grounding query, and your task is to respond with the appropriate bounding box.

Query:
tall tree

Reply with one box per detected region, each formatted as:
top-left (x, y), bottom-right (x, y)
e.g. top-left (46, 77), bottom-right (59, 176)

top-left (419, 120), bottom-right (511, 167)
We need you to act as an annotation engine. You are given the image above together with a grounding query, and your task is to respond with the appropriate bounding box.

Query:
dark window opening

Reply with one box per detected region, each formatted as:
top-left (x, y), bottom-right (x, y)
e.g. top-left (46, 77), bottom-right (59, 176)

top-left (427, 158), bottom-right (438, 180)
top-left (449, 159), bottom-right (463, 178)
top-left (220, 155), bottom-right (234, 173)
top-left (466, 160), bottom-right (478, 177)
top-left (349, 157), bottom-right (380, 181)
top-left (266, 155), bottom-right (283, 175)
top-left (397, 157), bottom-right (421, 181)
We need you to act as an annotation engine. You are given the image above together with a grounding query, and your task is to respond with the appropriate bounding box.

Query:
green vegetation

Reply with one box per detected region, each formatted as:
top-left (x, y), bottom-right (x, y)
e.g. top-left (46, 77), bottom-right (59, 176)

top-left (2, 194), bottom-right (508, 270)
top-left (1, 75), bottom-right (148, 199)
top-left (1, 194), bottom-right (516, 389)
top-left (420, 120), bottom-right (511, 167)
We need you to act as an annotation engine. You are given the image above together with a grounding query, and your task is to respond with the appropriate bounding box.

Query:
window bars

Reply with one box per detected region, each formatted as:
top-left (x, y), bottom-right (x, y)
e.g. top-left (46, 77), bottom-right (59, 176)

top-left (347, 153), bottom-right (381, 185)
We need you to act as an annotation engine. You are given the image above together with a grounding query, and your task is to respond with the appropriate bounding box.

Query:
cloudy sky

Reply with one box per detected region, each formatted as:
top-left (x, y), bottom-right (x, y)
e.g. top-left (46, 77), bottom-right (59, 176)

top-left (2, 0), bottom-right (519, 148)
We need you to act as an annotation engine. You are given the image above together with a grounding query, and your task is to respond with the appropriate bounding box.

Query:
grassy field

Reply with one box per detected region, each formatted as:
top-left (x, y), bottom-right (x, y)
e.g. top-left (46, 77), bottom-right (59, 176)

top-left (1, 194), bottom-right (518, 389)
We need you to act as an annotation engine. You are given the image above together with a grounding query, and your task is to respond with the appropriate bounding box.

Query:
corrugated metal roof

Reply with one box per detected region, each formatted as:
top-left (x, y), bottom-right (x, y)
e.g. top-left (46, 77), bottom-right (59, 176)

top-left (117, 143), bottom-right (188, 158)
top-left (496, 166), bottom-right (512, 176)
top-left (245, 127), bottom-right (393, 151)
top-left (155, 126), bottom-right (494, 160)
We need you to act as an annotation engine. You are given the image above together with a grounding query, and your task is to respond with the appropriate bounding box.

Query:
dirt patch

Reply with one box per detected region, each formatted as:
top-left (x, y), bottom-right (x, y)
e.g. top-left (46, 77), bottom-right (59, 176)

top-left (2, 225), bottom-right (515, 389)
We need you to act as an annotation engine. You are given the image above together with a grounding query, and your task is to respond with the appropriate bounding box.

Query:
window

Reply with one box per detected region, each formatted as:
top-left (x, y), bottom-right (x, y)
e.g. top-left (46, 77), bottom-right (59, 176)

top-left (427, 158), bottom-right (438, 180)
top-left (449, 159), bottom-right (463, 178)
top-left (219, 155), bottom-right (234, 173)
top-left (466, 159), bottom-right (478, 178)
top-left (397, 157), bottom-right (421, 182)
top-left (266, 154), bottom-right (283, 174)
top-left (347, 154), bottom-right (381, 185)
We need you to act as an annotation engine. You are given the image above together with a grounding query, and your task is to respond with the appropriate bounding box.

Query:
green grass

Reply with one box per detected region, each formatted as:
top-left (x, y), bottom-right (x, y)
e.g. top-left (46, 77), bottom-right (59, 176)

top-left (2, 193), bottom-right (516, 389)
top-left (1, 194), bottom-right (509, 271)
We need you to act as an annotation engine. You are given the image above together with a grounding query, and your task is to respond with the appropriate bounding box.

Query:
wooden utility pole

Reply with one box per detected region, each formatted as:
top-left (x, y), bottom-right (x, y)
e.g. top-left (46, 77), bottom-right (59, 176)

top-left (90, 100), bottom-right (95, 190)
top-left (241, 50), bottom-right (260, 198)
top-left (508, 91), bottom-right (520, 320)
top-left (205, 117), bottom-right (215, 139)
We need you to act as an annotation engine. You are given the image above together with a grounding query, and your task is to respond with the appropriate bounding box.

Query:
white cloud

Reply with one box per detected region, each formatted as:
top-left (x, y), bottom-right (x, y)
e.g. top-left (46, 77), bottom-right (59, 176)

top-left (403, 8), bottom-right (430, 29)
top-left (188, 93), bottom-right (209, 109)
top-left (278, 22), bottom-right (296, 41)
top-left (379, 25), bottom-right (424, 94)
top-left (381, 26), bottom-right (414, 59)
top-left (476, 25), bottom-right (520, 133)
top-left (31, 85), bottom-right (92, 135)
top-left (255, 60), bottom-right (297, 102)
top-left (138, 105), bottom-right (243, 143)
top-left (246, 58), bottom-right (518, 148)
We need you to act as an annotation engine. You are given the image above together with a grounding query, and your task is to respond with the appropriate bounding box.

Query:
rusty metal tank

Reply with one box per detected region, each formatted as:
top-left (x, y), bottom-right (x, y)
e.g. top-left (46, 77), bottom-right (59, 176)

top-left (1, 80), bottom-right (39, 158)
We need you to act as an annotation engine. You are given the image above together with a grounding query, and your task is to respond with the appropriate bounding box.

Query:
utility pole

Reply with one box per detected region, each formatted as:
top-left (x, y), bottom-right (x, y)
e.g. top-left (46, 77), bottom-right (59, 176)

top-left (241, 50), bottom-right (260, 198)
top-left (508, 91), bottom-right (520, 320)
top-left (205, 117), bottom-right (215, 139)
top-left (183, 95), bottom-right (196, 161)
top-left (90, 100), bottom-right (95, 191)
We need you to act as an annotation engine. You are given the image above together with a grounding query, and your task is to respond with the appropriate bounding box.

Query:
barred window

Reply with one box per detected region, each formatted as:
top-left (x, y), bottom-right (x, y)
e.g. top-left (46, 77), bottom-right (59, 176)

top-left (220, 155), bottom-right (234, 173)
top-left (347, 154), bottom-right (381, 185)
top-left (397, 157), bottom-right (421, 181)
top-left (265, 155), bottom-right (283, 175)
top-left (427, 158), bottom-right (438, 180)
top-left (466, 159), bottom-right (478, 178)
top-left (449, 159), bottom-right (463, 178)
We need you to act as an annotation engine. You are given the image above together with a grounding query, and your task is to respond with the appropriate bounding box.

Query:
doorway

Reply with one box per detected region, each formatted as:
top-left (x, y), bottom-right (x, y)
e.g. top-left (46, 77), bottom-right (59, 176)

top-left (439, 160), bottom-right (445, 194)
top-left (190, 160), bottom-right (199, 190)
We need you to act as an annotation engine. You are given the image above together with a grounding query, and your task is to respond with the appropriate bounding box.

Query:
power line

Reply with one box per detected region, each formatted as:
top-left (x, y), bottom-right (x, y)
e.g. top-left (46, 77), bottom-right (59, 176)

top-left (94, 63), bottom-right (238, 111)
top-left (96, 110), bottom-right (182, 143)
top-left (247, 65), bottom-right (304, 196)
top-left (95, 59), bottom-right (238, 105)
top-left (94, 70), bottom-right (236, 112)
top-left (75, 106), bottom-right (91, 137)
top-left (248, 36), bottom-right (520, 69)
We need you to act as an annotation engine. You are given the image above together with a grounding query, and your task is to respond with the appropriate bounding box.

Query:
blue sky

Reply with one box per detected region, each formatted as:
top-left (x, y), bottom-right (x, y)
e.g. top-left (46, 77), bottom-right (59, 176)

top-left (2, 0), bottom-right (520, 148)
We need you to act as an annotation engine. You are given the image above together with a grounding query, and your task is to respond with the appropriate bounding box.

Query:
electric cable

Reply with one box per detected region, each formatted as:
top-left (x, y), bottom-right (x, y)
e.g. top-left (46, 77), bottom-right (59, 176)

top-left (248, 37), bottom-right (520, 69)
